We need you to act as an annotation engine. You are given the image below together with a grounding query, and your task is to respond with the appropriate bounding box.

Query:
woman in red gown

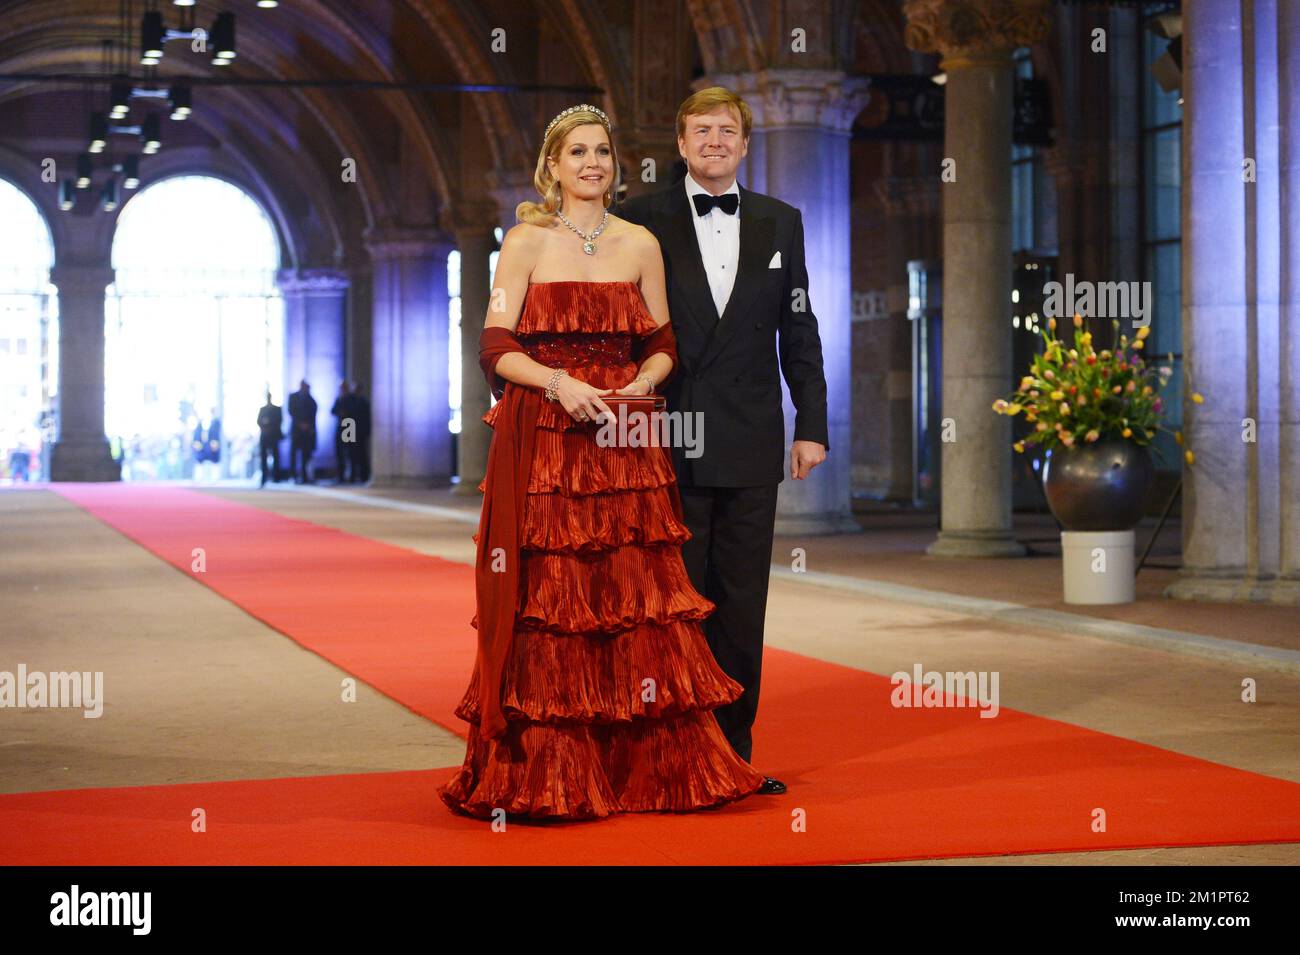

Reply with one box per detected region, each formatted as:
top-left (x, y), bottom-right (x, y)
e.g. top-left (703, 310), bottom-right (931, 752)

top-left (438, 104), bottom-right (765, 821)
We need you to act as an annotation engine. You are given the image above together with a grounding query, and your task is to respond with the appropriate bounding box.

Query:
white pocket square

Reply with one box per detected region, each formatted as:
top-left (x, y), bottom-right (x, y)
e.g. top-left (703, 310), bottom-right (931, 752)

top-left (768, 251), bottom-right (782, 269)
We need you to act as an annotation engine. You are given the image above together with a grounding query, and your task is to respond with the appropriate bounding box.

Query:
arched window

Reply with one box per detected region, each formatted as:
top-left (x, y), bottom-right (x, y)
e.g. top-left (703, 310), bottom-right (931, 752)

top-left (107, 175), bottom-right (283, 481)
top-left (0, 178), bottom-right (57, 483)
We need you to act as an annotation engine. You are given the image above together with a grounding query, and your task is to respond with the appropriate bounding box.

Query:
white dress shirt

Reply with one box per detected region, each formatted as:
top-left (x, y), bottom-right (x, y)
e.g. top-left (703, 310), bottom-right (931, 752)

top-left (683, 172), bottom-right (741, 319)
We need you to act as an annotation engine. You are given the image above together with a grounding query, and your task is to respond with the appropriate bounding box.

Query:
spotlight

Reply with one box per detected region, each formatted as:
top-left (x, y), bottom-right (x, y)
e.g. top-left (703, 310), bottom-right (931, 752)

top-left (59, 180), bottom-right (76, 211)
top-left (169, 83), bottom-right (192, 120)
top-left (173, 0), bottom-right (196, 6)
top-left (141, 10), bottom-right (165, 61)
top-left (256, 0), bottom-right (278, 7)
top-left (122, 155), bottom-right (141, 190)
top-left (101, 178), bottom-right (119, 213)
top-left (110, 77), bottom-right (131, 118)
top-left (76, 153), bottom-right (93, 189)
top-left (211, 12), bottom-right (236, 62)
top-left (141, 113), bottom-right (161, 154)
top-left (88, 112), bottom-right (108, 153)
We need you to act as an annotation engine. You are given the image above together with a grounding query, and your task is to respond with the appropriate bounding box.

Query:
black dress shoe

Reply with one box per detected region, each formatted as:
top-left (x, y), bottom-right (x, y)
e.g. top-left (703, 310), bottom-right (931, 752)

top-left (757, 776), bottom-right (787, 795)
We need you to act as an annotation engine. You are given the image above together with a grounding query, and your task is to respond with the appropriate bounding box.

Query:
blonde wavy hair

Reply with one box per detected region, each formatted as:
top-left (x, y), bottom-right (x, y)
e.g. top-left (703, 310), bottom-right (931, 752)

top-left (516, 108), bottom-right (622, 226)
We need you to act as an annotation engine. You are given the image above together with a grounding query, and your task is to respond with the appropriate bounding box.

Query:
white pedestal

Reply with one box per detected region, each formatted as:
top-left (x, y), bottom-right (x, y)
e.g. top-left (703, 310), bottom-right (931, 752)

top-left (1061, 530), bottom-right (1136, 605)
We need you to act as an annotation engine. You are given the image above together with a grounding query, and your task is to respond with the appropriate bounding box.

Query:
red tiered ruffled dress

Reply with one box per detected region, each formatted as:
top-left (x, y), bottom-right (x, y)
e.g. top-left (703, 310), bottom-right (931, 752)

top-left (438, 280), bottom-right (765, 820)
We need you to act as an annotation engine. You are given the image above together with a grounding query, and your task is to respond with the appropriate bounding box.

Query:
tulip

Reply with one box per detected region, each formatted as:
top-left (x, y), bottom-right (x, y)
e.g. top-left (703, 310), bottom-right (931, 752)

top-left (1085, 429), bottom-right (1100, 442)
top-left (1185, 450), bottom-right (1195, 465)
top-left (1048, 317), bottom-right (1057, 331)
top-left (1073, 314), bottom-right (1083, 327)
top-left (1174, 431), bottom-right (1183, 445)
top-left (1122, 427), bottom-right (1132, 437)
top-left (1013, 441), bottom-right (1025, 453)
top-left (1050, 390), bottom-right (1064, 401)
top-left (1136, 325), bottom-right (1150, 340)
top-left (1192, 392), bottom-right (1204, 404)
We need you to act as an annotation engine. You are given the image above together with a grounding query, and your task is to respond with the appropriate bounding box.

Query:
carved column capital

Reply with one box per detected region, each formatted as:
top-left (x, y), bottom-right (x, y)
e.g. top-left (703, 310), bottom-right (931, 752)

top-left (363, 224), bottom-right (454, 262)
top-left (701, 69), bottom-right (871, 133)
top-left (49, 263), bottom-right (115, 295)
top-left (903, 0), bottom-right (1051, 69)
top-left (275, 268), bottom-right (351, 296)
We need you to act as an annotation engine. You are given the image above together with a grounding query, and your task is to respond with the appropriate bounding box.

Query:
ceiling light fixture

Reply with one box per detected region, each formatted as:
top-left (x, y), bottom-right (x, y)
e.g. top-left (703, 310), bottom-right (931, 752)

top-left (141, 11), bottom-right (165, 62)
top-left (211, 12), bottom-right (236, 62)
top-left (75, 153), bottom-right (93, 189)
top-left (101, 177), bottom-right (119, 212)
top-left (110, 76), bottom-right (131, 118)
top-left (121, 155), bottom-right (141, 190)
top-left (88, 112), bottom-right (108, 152)
top-left (169, 83), bottom-right (192, 119)
top-left (141, 113), bottom-right (162, 154)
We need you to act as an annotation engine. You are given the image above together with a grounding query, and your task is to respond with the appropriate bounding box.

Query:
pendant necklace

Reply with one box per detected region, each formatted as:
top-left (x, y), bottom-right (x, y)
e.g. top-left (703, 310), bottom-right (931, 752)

top-left (556, 207), bottom-right (609, 255)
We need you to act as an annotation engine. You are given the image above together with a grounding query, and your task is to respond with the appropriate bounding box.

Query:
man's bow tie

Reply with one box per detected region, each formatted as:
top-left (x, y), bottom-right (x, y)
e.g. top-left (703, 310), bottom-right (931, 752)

top-left (692, 192), bottom-right (739, 217)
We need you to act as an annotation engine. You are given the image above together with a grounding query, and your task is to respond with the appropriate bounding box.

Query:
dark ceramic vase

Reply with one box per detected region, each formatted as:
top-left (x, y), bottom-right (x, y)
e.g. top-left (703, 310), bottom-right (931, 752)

top-left (1041, 439), bottom-right (1155, 531)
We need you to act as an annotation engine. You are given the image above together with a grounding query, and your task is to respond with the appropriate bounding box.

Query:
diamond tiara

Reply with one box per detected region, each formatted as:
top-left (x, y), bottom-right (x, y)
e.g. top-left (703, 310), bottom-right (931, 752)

top-left (544, 103), bottom-right (610, 140)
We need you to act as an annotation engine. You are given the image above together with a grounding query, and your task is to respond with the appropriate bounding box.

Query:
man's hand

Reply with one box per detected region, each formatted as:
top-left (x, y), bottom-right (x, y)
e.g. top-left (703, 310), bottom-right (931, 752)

top-left (790, 440), bottom-right (826, 480)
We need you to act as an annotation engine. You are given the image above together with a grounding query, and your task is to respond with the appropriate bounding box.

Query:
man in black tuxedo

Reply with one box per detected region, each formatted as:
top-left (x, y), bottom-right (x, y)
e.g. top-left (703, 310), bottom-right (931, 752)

top-left (257, 392), bottom-right (283, 487)
top-left (617, 87), bottom-right (829, 794)
top-left (287, 379), bottom-right (318, 485)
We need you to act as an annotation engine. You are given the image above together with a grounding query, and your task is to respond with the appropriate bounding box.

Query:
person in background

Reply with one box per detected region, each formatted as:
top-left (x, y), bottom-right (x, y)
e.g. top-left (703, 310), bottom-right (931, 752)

top-left (204, 408), bottom-right (223, 481)
top-left (190, 417), bottom-right (206, 476)
top-left (287, 379), bottom-right (317, 485)
top-left (330, 380), bottom-right (354, 484)
top-left (257, 392), bottom-right (283, 487)
top-left (348, 381), bottom-right (371, 484)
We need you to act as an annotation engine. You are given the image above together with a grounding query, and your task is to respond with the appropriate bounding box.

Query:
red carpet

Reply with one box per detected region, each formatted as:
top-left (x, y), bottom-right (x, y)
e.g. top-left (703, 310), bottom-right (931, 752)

top-left (4, 483), bottom-right (1298, 865)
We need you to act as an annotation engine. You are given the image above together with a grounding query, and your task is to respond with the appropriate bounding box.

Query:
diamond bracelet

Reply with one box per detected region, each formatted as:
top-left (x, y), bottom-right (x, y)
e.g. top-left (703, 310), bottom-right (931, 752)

top-left (544, 368), bottom-right (568, 402)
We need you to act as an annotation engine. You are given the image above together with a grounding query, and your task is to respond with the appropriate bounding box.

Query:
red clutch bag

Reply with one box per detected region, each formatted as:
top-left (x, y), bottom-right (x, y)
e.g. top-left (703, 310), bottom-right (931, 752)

top-left (599, 394), bottom-right (666, 414)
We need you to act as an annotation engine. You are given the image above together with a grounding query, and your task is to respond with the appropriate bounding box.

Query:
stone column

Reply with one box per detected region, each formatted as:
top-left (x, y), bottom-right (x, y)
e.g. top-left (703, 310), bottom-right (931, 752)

top-left (364, 227), bottom-right (454, 487)
top-left (1166, 0), bottom-right (1268, 601)
top-left (278, 268), bottom-right (350, 475)
top-left (702, 69), bottom-right (870, 536)
top-left (49, 263), bottom-right (119, 481)
top-left (441, 200), bottom-right (497, 495)
top-left (1277, 0), bottom-right (1300, 600)
top-left (904, 0), bottom-right (1049, 557)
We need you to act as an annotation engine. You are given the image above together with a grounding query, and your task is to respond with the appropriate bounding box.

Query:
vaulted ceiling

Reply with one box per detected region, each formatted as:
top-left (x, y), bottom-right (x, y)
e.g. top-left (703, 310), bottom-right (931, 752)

top-left (0, 0), bottom-right (903, 266)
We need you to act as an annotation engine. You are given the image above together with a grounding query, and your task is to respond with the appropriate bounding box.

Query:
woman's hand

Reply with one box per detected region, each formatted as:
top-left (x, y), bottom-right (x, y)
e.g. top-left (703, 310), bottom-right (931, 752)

top-left (556, 374), bottom-right (614, 424)
top-left (600, 376), bottom-right (653, 398)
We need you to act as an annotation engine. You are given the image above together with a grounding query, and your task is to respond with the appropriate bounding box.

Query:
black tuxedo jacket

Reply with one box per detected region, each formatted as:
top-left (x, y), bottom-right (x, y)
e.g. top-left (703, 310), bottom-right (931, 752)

top-left (617, 181), bottom-right (829, 486)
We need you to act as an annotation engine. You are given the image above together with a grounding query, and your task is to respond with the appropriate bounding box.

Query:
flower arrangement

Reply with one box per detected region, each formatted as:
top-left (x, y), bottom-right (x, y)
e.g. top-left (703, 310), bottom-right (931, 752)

top-left (992, 314), bottom-right (1201, 464)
